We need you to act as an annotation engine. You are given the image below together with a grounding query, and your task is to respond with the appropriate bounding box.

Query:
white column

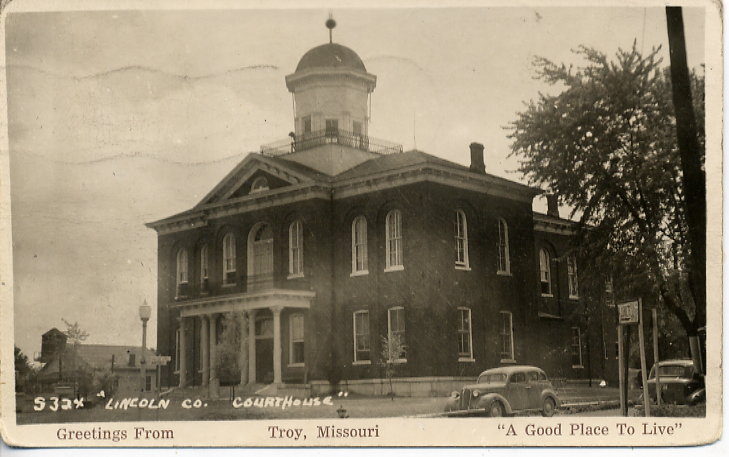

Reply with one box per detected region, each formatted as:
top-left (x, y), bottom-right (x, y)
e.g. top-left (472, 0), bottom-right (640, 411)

top-left (247, 309), bottom-right (257, 384)
top-left (178, 318), bottom-right (187, 388)
top-left (271, 305), bottom-right (283, 385)
top-left (239, 312), bottom-right (248, 386)
top-left (209, 314), bottom-right (218, 397)
top-left (200, 316), bottom-right (209, 387)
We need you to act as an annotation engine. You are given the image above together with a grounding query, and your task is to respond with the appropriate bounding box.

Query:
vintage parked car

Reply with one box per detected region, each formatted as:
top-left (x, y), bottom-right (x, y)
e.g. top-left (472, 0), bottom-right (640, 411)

top-left (645, 359), bottom-right (705, 405)
top-left (444, 366), bottom-right (560, 417)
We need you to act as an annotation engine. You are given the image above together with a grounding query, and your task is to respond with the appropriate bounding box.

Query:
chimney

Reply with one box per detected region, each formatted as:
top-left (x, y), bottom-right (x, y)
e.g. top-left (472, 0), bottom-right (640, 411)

top-left (546, 194), bottom-right (560, 218)
top-left (469, 142), bottom-right (485, 173)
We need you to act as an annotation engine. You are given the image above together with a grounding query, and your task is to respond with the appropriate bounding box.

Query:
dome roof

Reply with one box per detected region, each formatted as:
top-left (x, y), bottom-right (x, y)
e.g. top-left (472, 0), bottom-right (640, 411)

top-left (295, 43), bottom-right (367, 72)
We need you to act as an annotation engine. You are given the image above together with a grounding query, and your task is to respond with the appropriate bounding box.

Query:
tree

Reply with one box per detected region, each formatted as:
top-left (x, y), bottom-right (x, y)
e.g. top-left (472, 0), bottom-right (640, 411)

top-left (380, 334), bottom-right (406, 399)
top-left (215, 313), bottom-right (242, 385)
top-left (62, 318), bottom-right (90, 397)
top-left (508, 44), bottom-right (704, 361)
top-left (62, 318), bottom-right (90, 345)
top-left (15, 346), bottom-right (32, 392)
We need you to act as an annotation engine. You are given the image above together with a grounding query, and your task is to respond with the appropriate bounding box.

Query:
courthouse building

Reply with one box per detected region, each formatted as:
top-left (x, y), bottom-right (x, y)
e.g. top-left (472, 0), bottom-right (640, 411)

top-left (147, 28), bottom-right (618, 395)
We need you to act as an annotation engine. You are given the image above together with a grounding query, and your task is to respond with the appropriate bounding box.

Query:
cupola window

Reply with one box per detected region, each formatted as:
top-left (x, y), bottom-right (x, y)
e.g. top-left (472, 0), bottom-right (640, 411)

top-left (325, 119), bottom-right (339, 137)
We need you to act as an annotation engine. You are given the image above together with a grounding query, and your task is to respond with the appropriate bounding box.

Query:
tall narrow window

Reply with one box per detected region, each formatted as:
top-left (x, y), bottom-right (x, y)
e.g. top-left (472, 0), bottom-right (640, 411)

top-left (351, 216), bottom-right (368, 275)
top-left (248, 224), bottom-right (274, 291)
top-left (199, 245), bottom-right (209, 290)
top-left (302, 115), bottom-right (312, 134)
top-left (325, 119), bottom-right (338, 136)
top-left (289, 314), bottom-right (305, 366)
top-left (385, 210), bottom-right (403, 270)
top-left (571, 327), bottom-right (583, 367)
top-left (353, 311), bottom-right (370, 363)
top-left (289, 220), bottom-right (304, 278)
top-left (539, 248), bottom-right (551, 296)
top-left (499, 311), bottom-right (515, 361)
top-left (175, 328), bottom-right (181, 372)
top-left (457, 307), bottom-right (473, 361)
top-left (454, 210), bottom-right (469, 268)
top-left (605, 277), bottom-right (615, 307)
top-left (222, 233), bottom-right (236, 285)
top-left (387, 307), bottom-right (406, 362)
top-left (176, 248), bottom-right (189, 297)
top-left (497, 218), bottom-right (510, 274)
top-left (567, 253), bottom-right (579, 298)
top-left (353, 121), bottom-right (363, 136)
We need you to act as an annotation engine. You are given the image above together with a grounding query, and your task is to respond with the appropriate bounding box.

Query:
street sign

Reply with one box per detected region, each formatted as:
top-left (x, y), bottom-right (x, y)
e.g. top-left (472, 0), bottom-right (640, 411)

top-left (618, 300), bottom-right (640, 324)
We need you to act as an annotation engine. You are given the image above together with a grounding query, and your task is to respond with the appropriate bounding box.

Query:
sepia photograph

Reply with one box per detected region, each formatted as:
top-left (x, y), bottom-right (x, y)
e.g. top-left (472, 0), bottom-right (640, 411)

top-left (0, 0), bottom-right (721, 448)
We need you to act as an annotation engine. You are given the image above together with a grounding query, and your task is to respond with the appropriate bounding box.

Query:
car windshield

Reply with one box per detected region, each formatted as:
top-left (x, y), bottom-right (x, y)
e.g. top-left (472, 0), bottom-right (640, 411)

top-left (477, 373), bottom-right (508, 384)
top-left (649, 365), bottom-right (692, 378)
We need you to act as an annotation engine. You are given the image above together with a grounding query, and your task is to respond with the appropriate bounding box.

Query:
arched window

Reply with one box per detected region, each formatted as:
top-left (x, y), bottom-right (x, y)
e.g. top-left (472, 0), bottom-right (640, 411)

top-left (288, 220), bottom-right (304, 277)
top-left (539, 248), bottom-right (552, 296)
top-left (351, 216), bottom-right (368, 275)
top-left (176, 248), bottom-right (189, 296)
top-left (199, 245), bottom-right (209, 290)
top-left (567, 253), bottom-right (579, 298)
top-left (248, 223), bottom-right (274, 290)
top-left (250, 176), bottom-right (269, 193)
top-left (497, 218), bottom-right (510, 274)
top-left (454, 210), bottom-right (469, 268)
top-left (222, 233), bottom-right (236, 285)
top-left (385, 210), bottom-right (403, 271)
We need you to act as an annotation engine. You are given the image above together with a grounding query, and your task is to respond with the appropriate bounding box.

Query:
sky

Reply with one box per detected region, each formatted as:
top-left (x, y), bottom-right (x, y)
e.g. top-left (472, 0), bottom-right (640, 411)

top-left (5, 6), bottom-right (706, 358)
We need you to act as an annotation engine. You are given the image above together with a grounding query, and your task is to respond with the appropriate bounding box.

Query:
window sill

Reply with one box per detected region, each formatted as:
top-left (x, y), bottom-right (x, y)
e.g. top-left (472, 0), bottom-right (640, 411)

top-left (387, 358), bottom-right (407, 364)
top-left (199, 290), bottom-right (209, 296)
top-left (497, 271), bottom-right (512, 277)
top-left (221, 283), bottom-right (237, 288)
top-left (384, 265), bottom-right (404, 272)
top-left (288, 363), bottom-right (305, 368)
top-left (350, 270), bottom-right (369, 277)
top-left (174, 296), bottom-right (188, 301)
top-left (572, 365), bottom-right (584, 369)
top-left (500, 358), bottom-right (516, 364)
top-left (455, 265), bottom-right (471, 271)
top-left (287, 273), bottom-right (305, 280)
top-left (541, 293), bottom-right (554, 298)
top-left (352, 360), bottom-right (371, 366)
top-left (538, 312), bottom-right (563, 321)
top-left (569, 295), bottom-right (580, 300)
top-left (458, 357), bottom-right (475, 363)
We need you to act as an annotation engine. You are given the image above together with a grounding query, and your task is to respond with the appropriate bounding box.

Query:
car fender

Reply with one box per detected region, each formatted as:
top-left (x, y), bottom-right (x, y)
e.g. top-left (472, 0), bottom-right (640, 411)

top-left (475, 393), bottom-right (513, 415)
top-left (687, 387), bottom-right (705, 405)
top-left (540, 389), bottom-right (560, 407)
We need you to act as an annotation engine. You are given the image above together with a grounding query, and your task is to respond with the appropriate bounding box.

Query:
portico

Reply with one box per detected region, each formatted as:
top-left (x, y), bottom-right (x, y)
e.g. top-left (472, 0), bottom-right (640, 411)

top-left (175, 289), bottom-right (314, 389)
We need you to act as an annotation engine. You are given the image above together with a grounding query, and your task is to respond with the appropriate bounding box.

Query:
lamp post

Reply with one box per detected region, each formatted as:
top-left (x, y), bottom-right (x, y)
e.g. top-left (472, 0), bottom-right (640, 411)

top-left (139, 301), bottom-right (152, 393)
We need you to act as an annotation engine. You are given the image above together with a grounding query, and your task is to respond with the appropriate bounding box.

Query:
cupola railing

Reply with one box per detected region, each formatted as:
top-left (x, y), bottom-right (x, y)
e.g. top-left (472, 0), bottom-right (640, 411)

top-left (260, 129), bottom-right (403, 157)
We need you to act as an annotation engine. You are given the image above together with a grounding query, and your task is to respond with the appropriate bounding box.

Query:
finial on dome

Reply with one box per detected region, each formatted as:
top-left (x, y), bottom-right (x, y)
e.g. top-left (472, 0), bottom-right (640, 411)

top-left (326, 12), bottom-right (336, 44)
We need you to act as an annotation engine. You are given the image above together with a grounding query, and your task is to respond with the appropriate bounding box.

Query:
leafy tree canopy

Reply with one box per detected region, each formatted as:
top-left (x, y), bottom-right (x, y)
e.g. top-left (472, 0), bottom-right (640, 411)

top-left (508, 43), bottom-right (704, 335)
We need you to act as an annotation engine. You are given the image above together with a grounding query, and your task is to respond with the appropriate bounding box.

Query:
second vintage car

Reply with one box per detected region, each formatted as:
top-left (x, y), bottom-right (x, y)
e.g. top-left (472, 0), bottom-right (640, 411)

top-left (445, 365), bottom-right (560, 417)
top-left (644, 359), bottom-right (705, 405)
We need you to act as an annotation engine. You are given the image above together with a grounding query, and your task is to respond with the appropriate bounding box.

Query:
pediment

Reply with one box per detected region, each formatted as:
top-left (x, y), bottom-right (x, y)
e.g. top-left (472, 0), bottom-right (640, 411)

top-left (195, 154), bottom-right (317, 207)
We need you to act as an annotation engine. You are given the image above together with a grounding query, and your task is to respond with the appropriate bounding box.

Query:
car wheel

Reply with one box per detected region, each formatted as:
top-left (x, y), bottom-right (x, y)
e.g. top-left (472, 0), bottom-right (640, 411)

top-left (487, 401), bottom-right (504, 417)
top-left (541, 397), bottom-right (556, 417)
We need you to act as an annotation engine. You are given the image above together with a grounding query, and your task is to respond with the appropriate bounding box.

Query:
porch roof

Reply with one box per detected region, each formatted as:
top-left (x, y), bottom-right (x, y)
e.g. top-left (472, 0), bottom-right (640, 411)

top-left (174, 289), bottom-right (315, 318)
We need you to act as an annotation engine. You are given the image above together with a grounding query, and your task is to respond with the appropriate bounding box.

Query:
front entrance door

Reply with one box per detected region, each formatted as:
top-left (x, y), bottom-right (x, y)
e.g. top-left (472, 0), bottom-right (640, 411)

top-left (256, 339), bottom-right (274, 383)
top-left (255, 315), bottom-right (274, 383)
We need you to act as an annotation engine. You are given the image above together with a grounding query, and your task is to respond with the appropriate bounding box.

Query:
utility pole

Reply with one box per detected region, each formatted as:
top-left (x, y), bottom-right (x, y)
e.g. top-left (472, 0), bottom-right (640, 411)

top-left (665, 6), bottom-right (706, 374)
